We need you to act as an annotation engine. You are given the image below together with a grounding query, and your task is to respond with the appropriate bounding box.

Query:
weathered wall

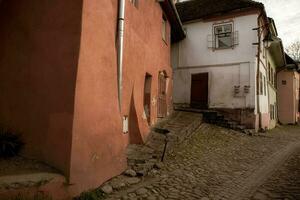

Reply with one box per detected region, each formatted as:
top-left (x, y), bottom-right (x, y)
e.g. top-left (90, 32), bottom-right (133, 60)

top-left (258, 62), bottom-right (269, 129)
top-left (0, 0), bottom-right (83, 176)
top-left (266, 51), bottom-right (278, 129)
top-left (172, 14), bottom-right (258, 109)
top-left (68, 0), bottom-right (125, 194)
top-left (277, 70), bottom-right (299, 124)
top-left (172, 15), bottom-right (258, 67)
top-left (174, 63), bottom-right (254, 108)
top-left (122, 0), bottom-right (173, 134)
top-left (0, 0), bottom-right (173, 195)
top-left (69, 0), bottom-right (173, 194)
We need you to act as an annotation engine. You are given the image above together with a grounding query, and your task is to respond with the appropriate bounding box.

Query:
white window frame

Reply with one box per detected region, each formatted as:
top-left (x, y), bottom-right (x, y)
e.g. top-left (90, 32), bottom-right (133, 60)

top-left (213, 23), bottom-right (234, 49)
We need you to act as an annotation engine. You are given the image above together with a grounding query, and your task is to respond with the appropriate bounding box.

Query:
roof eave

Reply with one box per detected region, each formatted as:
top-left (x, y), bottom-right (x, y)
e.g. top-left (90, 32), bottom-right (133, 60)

top-left (268, 37), bottom-right (286, 68)
top-left (159, 0), bottom-right (186, 43)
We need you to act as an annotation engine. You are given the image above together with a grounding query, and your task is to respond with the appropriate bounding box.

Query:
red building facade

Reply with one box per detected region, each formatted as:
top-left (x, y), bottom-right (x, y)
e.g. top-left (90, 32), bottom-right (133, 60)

top-left (0, 0), bottom-right (184, 197)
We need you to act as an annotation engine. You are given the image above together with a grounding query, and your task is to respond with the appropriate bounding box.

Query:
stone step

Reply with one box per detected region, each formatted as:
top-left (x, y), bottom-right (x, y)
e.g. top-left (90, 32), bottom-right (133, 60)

top-left (125, 111), bottom-right (203, 179)
top-left (0, 173), bottom-right (68, 200)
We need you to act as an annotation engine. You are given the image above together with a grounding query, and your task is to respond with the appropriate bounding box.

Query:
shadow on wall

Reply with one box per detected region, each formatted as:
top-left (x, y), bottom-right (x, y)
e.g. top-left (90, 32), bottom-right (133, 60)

top-left (129, 92), bottom-right (143, 144)
top-left (0, 0), bottom-right (83, 177)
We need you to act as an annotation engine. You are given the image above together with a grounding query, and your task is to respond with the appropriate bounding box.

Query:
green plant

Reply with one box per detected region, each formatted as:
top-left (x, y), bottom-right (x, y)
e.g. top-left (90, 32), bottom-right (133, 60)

top-left (74, 188), bottom-right (106, 200)
top-left (0, 128), bottom-right (24, 158)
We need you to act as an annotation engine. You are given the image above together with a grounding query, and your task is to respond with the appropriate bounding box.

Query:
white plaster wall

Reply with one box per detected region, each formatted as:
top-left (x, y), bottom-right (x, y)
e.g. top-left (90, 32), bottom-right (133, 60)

top-left (258, 65), bottom-right (268, 113)
top-left (257, 40), bottom-right (271, 115)
top-left (173, 15), bottom-right (258, 68)
top-left (267, 52), bottom-right (278, 128)
top-left (174, 62), bottom-right (256, 109)
top-left (172, 14), bottom-right (259, 109)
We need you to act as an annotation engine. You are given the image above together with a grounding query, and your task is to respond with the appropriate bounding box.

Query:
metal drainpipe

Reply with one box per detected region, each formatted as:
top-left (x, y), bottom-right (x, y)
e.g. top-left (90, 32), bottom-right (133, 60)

top-left (117, 0), bottom-right (125, 112)
top-left (256, 15), bottom-right (263, 131)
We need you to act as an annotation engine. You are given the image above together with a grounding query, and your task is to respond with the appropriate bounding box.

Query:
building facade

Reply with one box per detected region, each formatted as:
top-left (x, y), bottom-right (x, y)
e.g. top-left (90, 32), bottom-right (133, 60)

top-left (264, 18), bottom-right (286, 129)
top-left (0, 0), bottom-right (184, 197)
top-left (172, 0), bottom-right (285, 131)
top-left (277, 54), bottom-right (300, 125)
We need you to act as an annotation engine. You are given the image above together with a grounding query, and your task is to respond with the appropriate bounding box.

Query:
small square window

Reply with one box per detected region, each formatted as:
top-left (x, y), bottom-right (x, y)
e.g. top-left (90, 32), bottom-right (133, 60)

top-left (214, 23), bottom-right (233, 49)
top-left (282, 80), bottom-right (287, 85)
top-left (130, 0), bottom-right (138, 8)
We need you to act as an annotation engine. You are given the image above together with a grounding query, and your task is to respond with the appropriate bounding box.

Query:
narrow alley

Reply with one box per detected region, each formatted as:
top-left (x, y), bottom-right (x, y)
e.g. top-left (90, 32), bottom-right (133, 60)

top-left (104, 123), bottom-right (300, 200)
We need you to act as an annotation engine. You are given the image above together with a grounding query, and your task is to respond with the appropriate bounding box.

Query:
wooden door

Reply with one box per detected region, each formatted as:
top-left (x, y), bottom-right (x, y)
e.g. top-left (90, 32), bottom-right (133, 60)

top-left (191, 73), bottom-right (208, 109)
top-left (158, 72), bottom-right (167, 118)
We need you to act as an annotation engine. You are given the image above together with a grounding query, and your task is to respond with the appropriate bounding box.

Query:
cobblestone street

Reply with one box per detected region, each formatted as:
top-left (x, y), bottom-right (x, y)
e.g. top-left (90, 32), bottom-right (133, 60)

top-left (250, 150), bottom-right (300, 200)
top-left (104, 124), bottom-right (300, 200)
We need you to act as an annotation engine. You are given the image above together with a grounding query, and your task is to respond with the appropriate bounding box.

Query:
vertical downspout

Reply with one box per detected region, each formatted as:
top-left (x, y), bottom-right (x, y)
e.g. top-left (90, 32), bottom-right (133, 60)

top-left (256, 17), bottom-right (262, 131)
top-left (117, 0), bottom-right (126, 112)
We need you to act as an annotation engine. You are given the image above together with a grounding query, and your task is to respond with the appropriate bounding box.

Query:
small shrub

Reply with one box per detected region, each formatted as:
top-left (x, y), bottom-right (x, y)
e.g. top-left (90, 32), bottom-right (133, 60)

top-left (0, 128), bottom-right (24, 158)
top-left (74, 188), bottom-right (106, 200)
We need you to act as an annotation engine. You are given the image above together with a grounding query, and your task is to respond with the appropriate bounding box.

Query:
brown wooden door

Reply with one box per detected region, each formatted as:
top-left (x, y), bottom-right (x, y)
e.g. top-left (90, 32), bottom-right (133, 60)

top-left (158, 73), bottom-right (167, 118)
top-left (191, 73), bottom-right (208, 109)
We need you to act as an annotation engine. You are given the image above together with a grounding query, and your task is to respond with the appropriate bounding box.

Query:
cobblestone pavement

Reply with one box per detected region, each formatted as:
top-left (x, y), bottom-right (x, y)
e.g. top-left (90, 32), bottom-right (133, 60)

top-left (249, 149), bottom-right (300, 200)
top-left (104, 124), bottom-right (300, 200)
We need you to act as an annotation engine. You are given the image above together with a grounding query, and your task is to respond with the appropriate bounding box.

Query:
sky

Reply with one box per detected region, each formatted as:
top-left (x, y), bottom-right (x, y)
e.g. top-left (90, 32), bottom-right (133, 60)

top-left (255, 0), bottom-right (300, 47)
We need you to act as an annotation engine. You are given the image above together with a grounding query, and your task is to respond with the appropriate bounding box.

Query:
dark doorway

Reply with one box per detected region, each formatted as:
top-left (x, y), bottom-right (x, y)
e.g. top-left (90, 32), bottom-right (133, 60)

top-left (144, 73), bottom-right (152, 124)
top-left (191, 73), bottom-right (208, 109)
top-left (158, 72), bottom-right (167, 118)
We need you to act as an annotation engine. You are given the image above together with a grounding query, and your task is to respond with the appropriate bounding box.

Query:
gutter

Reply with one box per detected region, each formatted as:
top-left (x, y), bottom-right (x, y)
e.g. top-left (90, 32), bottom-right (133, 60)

top-left (168, 0), bottom-right (185, 34)
top-left (256, 13), bottom-right (263, 131)
top-left (117, 0), bottom-right (125, 111)
top-left (158, 0), bottom-right (186, 42)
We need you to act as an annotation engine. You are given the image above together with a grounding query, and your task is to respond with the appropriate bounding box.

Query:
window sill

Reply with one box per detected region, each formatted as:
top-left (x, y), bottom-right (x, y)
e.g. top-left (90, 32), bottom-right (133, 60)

top-left (211, 46), bottom-right (235, 51)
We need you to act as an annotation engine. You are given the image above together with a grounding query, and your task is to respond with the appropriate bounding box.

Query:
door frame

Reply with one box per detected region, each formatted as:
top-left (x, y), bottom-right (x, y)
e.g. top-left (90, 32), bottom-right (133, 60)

top-left (143, 73), bottom-right (152, 125)
top-left (190, 72), bottom-right (209, 109)
top-left (158, 71), bottom-right (168, 118)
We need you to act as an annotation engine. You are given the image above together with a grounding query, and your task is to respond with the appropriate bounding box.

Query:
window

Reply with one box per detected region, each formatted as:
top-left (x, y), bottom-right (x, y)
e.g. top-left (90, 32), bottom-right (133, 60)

top-left (260, 72), bottom-right (263, 95)
top-left (270, 105), bottom-right (273, 120)
top-left (274, 103), bottom-right (277, 119)
top-left (130, 0), bottom-right (138, 7)
top-left (162, 16), bottom-right (167, 43)
top-left (214, 23), bottom-right (233, 49)
top-left (273, 70), bottom-right (276, 86)
top-left (263, 46), bottom-right (266, 58)
top-left (158, 72), bottom-right (167, 118)
top-left (270, 104), bottom-right (277, 120)
top-left (268, 63), bottom-right (271, 82)
top-left (270, 68), bottom-right (273, 84)
top-left (282, 80), bottom-right (287, 85)
top-left (263, 76), bottom-right (266, 96)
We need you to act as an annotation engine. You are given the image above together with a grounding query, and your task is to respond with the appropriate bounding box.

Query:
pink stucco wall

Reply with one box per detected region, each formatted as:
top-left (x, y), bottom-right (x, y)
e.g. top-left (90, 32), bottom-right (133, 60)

top-left (0, 0), bottom-right (82, 177)
top-left (0, 0), bottom-right (173, 196)
top-left (69, 0), bottom-right (173, 193)
top-left (277, 70), bottom-right (299, 124)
